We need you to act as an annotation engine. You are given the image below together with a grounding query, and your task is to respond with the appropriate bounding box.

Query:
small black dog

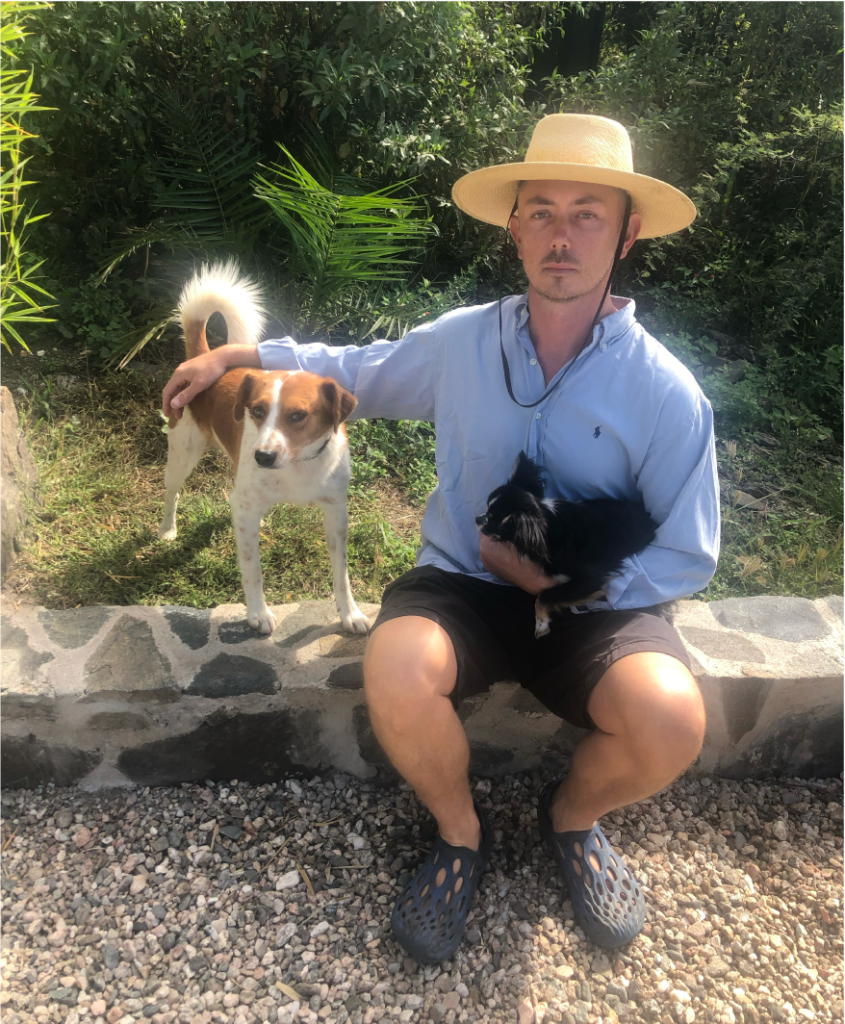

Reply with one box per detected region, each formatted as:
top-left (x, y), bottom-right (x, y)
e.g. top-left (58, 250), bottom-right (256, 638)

top-left (476, 451), bottom-right (658, 637)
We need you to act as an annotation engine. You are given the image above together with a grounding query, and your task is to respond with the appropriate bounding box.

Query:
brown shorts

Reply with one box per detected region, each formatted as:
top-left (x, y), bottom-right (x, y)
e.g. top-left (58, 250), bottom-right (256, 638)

top-left (372, 565), bottom-right (691, 730)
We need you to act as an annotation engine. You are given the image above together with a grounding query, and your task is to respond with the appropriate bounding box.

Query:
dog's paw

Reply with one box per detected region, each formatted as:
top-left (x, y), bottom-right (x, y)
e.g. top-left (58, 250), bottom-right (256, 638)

top-left (340, 606), bottom-right (371, 635)
top-left (534, 615), bottom-right (551, 639)
top-left (158, 525), bottom-right (178, 541)
top-left (247, 606), bottom-right (277, 634)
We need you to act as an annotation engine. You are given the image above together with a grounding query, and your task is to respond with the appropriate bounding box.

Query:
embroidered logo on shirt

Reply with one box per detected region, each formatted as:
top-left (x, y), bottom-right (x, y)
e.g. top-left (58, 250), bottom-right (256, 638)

top-left (593, 426), bottom-right (602, 439)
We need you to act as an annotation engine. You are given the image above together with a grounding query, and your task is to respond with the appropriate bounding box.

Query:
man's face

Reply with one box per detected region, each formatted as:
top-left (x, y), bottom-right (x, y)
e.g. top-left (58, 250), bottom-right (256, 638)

top-left (508, 179), bottom-right (640, 305)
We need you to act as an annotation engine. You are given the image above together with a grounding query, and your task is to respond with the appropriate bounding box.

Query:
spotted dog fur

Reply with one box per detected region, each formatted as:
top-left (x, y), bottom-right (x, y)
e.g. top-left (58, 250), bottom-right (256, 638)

top-left (159, 263), bottom-right (369, 636)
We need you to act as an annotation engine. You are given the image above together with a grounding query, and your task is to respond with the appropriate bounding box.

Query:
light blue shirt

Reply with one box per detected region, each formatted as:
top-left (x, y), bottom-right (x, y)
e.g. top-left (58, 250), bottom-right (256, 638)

top-left (257, 295), bottom-right (720, 610)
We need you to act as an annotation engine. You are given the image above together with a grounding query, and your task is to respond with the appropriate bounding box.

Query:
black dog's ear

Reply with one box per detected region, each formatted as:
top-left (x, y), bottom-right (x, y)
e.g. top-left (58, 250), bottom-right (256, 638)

top-left (511, 510), bottom-right (549, 564)
top-left (509, 451), bottom-right (545, 498)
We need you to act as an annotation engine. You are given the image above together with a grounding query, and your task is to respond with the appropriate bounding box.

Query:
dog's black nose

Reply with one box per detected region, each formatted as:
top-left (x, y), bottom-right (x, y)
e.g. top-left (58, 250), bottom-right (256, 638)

top-left (475, 513), bottom-right (487, 527)
top-left (254, 449), bottom-right (277, 467)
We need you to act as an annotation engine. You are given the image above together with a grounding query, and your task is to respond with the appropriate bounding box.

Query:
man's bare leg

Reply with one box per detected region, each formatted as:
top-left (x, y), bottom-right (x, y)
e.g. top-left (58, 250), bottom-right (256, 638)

top-left (549, 652), bottom-right (706, 833)
top-left (363, 616), bottom-right (481, 850)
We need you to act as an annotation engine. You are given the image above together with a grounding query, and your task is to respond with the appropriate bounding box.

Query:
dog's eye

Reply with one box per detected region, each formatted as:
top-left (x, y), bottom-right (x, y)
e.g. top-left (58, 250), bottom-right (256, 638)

top-left (289, 410), bottom-right (307, 424)
top-left (252, 405), bottom-right (267, 420)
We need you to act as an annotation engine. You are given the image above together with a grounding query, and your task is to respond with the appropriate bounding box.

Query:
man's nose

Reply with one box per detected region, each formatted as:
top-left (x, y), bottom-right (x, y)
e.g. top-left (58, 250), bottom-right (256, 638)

top-left (254, 449), bottom-right (277, 467)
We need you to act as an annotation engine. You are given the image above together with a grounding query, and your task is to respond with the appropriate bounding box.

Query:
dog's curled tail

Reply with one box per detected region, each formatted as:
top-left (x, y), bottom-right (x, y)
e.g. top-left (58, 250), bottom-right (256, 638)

top-left (177, 261), bottom-right (266, 359)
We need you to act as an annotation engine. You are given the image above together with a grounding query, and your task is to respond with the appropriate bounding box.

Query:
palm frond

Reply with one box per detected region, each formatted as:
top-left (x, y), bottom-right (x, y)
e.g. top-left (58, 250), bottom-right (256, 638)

top-left (254, 146), bottom-right (433, 322)
top-left (100, 87), bottom-right (268, 278)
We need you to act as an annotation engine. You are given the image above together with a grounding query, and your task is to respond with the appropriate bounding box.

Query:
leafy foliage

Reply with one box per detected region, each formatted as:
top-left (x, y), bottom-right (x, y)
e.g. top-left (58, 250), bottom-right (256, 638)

top-left (547, 2), bottom-right (843, 439)
top-left (254, 147), bottom-right (433, 333)
top-left (7, 1), bottom-right (844, 447)
top-left (0, 0), bottom-right (56, 350)
top-left (101, 87), bottom-right (268, 279)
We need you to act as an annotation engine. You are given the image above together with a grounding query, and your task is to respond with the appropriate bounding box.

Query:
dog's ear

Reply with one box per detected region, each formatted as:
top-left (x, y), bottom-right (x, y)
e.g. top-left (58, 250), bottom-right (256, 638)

top-left (321, 379), bottom-right (357, 432)
top-left (510, 451), bottom-right (545, 497)
top-left (511, 510), bottom-right (549, 564)
top-left (234, 373), bottom-right (255, 422)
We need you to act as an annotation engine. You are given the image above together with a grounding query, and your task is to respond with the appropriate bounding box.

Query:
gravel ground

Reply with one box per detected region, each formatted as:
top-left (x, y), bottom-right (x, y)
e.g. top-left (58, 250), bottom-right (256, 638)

top-left (1, 770), bottom-right (842, 1024)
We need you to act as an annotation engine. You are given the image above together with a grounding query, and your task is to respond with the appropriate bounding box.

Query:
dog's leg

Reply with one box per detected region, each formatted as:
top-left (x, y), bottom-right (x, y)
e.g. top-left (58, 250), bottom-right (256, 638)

top-left (229, 488), bottom-right (277, 634)
top-left (317, 499), bottom-right (370, 634)
top-left (534, 576), bottom-right (606, 638)
top-left (159, 416), bottom-right (207, 541)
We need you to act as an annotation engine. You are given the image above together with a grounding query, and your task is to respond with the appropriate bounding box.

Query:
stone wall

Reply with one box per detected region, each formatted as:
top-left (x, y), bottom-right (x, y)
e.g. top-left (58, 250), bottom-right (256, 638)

top-left (1, 595), bottom-right (842, 790)
top-left (0, 386), bottom-right (39, 579)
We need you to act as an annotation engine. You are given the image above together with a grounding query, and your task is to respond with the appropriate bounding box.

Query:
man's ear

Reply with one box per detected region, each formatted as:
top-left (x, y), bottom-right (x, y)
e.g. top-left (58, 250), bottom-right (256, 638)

top-left (321, 379), bottom-right (357, 432)
top-left (234, 373), bottom-right (255, 422)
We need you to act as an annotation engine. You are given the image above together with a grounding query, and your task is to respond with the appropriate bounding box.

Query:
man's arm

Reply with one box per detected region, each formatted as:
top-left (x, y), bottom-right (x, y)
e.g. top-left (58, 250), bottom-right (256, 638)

top-left (478, 533), bottom-right (557, 595)
top-left (162, 320), bottom-right (443, 424)
top-left (162, 345), bottom-right (262, 419)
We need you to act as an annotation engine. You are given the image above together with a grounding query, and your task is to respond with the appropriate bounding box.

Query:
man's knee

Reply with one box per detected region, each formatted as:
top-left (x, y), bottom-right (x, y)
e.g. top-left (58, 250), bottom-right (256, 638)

top-left (589, 652), bottom-right (706, 772)
top-left (363, 615), bottom-right (458, 723)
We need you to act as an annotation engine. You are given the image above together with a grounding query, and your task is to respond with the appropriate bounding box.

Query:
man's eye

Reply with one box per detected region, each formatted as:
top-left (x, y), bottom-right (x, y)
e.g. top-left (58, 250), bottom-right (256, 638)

top-left (252, 406), bottom-right (266, 420)
top-left (289, 410), bottom-right (307, 423)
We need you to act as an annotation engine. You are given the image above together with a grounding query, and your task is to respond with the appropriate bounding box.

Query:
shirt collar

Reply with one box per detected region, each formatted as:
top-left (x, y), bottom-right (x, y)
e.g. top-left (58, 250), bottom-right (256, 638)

top-left (514, 293), bottom-right (637, 344)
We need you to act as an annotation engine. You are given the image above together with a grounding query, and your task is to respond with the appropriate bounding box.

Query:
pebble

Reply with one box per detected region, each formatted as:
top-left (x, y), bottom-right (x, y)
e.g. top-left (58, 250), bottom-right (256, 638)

top-left (1, 772), bottom-right (841, 1024)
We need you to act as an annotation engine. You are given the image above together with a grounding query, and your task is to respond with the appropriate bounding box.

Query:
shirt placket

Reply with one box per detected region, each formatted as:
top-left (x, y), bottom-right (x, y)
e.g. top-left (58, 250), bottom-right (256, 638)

top-left (519, 314), bottom-right (608, 465)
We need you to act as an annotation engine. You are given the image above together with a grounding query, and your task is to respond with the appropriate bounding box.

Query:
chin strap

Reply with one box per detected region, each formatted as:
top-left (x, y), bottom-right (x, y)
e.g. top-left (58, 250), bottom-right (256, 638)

top-left (499, 193), bottom-right (632, 409)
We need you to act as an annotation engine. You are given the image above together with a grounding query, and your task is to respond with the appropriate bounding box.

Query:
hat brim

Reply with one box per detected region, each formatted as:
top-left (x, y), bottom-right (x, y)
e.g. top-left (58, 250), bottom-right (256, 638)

top-left (452, 162), bottom-right (696, 238)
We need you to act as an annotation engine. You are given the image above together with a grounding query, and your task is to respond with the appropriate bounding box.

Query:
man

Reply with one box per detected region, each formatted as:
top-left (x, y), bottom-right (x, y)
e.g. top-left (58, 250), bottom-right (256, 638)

top-left (162, 114), bottom-right (719, 963)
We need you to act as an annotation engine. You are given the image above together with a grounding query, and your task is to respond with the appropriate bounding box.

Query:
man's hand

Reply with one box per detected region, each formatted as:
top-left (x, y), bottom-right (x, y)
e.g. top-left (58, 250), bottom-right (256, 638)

top-left (478, 532), bottom-right (557, 595)
top-left (161, 344), bottom-right (261, 420)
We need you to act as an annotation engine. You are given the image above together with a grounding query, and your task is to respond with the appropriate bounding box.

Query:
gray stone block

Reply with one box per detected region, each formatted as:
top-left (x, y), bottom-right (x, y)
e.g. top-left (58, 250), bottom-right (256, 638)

top-left (327, 662), bottom-right (364, 689)
top-left (163, 607), bottom-right (211, 650)
top-left (680, 626), bottom-right (765, 663)
top-left (711, 595), bottom-right (830, 642)
top-left (2, 734), bottom-right (101, 789)
top-left (185, 654), bottom-right (277, 698)
top-left (719, 706), bottom-right (844, 780)
top-left (273, 601), bottom-right (341, 646)
top-left (218, 619), bottom-right (273, 645)
top-left (117, 707), bottom-right (323, 786)
top-left (824, 594), bottom-right (844, 619)
top-left (38, 607), bottom-right (113, 648)
top-left (83, 615), bottom-right (175, 692)
top-left (1, 617), bottom-right (54, 686)
top-left (720, 677), bottom-right (773, 745)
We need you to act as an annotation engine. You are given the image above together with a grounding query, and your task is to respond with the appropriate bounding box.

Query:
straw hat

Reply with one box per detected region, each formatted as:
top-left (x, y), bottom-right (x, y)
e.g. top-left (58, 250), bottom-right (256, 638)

top-left (451, 113), bottom-right (696, 238)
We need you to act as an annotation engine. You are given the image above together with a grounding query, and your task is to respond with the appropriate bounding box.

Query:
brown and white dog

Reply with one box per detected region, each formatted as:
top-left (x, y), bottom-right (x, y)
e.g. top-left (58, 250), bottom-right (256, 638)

top-left (159, 263), bottom-right (370, 635)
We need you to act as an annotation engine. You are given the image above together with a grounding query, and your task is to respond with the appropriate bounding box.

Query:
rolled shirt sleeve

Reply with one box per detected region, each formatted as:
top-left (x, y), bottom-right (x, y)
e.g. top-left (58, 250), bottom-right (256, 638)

top-left (257, 325), bottom-right (439, 422)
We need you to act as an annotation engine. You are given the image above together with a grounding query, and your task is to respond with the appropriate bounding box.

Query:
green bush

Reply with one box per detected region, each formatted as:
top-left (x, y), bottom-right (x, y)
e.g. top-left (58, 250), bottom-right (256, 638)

top-left (9, 1), bottom-right (844, 444)
top-left (548, 2), bottom-right (843, 438)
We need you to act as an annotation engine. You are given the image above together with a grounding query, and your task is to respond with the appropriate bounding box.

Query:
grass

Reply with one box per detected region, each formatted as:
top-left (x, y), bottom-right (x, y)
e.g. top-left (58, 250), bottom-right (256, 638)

top-left (703, 435), bottom-right (843, 601)
top-left (4, 369), bottom-right (429, 609)
top-left (3, 359), bottom-right (842, 611)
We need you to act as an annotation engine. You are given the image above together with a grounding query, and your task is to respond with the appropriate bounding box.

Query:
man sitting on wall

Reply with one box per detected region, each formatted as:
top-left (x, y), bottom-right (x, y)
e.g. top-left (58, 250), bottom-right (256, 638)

top-left (162, 114), bottom-right (719, 963)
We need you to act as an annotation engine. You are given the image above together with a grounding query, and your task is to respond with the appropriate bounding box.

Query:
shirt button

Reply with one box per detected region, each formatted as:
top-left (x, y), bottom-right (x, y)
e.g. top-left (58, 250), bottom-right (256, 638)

top-left (530, 358), bottom-right (537, 365)
top-left (536, 412), bottom-right (541, 420)
top-left (600, 342), bottom-right (608, 351)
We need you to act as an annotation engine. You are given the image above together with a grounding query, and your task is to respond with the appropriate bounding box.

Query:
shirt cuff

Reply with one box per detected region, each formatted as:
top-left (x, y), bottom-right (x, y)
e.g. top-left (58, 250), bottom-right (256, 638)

top-left (256, 338), bottom-right (301, 371)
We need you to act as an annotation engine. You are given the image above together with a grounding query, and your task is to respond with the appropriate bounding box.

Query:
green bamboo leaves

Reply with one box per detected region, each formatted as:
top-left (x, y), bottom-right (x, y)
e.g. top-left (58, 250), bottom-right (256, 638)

top-left (1, 1), bottom-right (56, 351)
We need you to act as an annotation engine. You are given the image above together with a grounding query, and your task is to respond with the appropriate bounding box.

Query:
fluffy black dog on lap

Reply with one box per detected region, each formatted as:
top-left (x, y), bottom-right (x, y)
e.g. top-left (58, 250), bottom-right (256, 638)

top-left (476, 452), bottom-right (658, 637)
